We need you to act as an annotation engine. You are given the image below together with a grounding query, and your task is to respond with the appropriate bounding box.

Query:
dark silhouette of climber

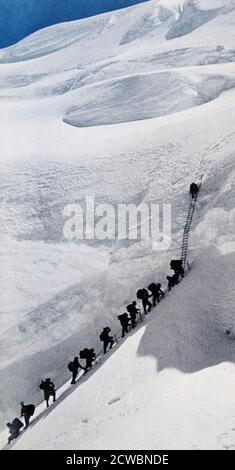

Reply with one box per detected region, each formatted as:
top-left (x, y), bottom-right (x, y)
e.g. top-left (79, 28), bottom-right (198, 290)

top-left (167, 273), bottom-right (179, 291)
top-left (39, 378), bottom-right (56, 408)
top-left (80, 348), bottom-right (96, 373)
top-left (118, 312), bottom-right (130, 337)
top-left (170, 259), bottom-right (184, 278)
top-left (100, 327), bottom-right (114, 354)
top-left (148, 283), bottom-right (165, 307)
top-left (190, 182), bottom-right (199, 198)
top-left (126, 301), bottom-right (140, 328)
top-left (68, 357), bottom-right (84, 384)
top-left (7, 418), bottom-right (24, 444)
top-left (137, 288), bottom-right (152, 315)
top-left (20, 402), bottom-right (35, 428)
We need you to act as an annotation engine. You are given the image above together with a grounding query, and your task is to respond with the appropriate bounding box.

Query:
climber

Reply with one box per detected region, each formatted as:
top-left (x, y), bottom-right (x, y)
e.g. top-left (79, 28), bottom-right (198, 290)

top-left (39, 378), bottom-right (56, 408)
top-left (100, 327), bottom-right (114, 354)
top-left (79, 348), bottom-right (96, 373)
top-left (148, 283), bottom-right (165, 307)
top-left (167, 273), bottom-right (179, 291)
top-left (137, 288), bottom-right (152, 315)
top-left (7, 418), bottom-right (24, 444)
top-left (126, 301), bottom-right (140, 328)
top-left (68, 357), bottom-right (84, 384)
top-left (20, 402), bottom-right (35, 428)
top-left (117, 312), bottom-right (130, 337)
top-left (170, 259), bottom-right (184, 278)
top-left (190, 182), bottom-right (199, 198)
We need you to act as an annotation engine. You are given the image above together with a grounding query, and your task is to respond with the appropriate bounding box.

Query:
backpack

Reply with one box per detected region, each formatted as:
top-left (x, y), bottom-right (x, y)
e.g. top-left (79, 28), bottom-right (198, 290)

top-left (118, 313), bottom-right (126, 322)
top-left (39, 381), bottom-right (46, 390)
top-left (27, 404), bottom-right (35, 416)
top-left (170, 259), bottom-right (182, 269)
top-left (126, 304), bottom-right (133, 313)
top-left (68, 361), bottom-right (74, 372)
top-left (40, 380), bottom-right (54, 392)
top-left (136, 289), bottom-right (144, 300)
top-left (12, 418), bottom-right (24, 430)
top-left (142, 288), bottom-right (149, 300)
top-left (190, 183), bottom-right (198, 194)
top-left (80, 348), bottom-right (89, 359)
top-left (148, 283), bottom-right (157, 292)
top-left (100, 332), bottom-right (106, 342)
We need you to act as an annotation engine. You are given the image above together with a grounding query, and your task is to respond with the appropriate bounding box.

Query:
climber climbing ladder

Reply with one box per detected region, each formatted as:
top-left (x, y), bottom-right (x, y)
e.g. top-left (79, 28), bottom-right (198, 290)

top-left (181, 175), bottom-right (203, 269)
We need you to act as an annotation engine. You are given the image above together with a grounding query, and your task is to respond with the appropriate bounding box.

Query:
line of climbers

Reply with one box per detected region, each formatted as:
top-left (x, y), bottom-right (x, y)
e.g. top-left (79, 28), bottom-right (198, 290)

top-left (6, 182), bottom-right (199, 445)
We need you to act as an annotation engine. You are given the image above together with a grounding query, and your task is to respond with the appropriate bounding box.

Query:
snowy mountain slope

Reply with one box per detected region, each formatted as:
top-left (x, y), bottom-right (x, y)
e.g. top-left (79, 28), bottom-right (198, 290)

top-left (0, 1), bottom-right (150, 48)
top-left (0, 0), bottom-right (235, 448)
top-left (165, 0), bottom-right (235, 40)
top-left (63, 65), bottom-right (235, 127)
top-left (8, 247), bottom-right (235, 450)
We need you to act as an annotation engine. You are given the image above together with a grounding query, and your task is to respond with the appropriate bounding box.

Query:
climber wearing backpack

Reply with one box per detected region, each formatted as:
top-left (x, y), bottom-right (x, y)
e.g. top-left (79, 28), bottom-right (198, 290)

top-left (126, 301), bottom-right (140, 328)
top-left (148, 283), bottom-right (165, 307)
top-left (137, 288), bottom-right (152, 315)
top-left (7, 418), bottom-right (24, 444)
top-left (117, 312), bottom-right (130, 337)
top-left (170, 259), bottom-right (184, 278)
top-left (80, 348), bottom-right (96, 373)
top-left (167, 273), bottom-right (179, 291)
top-left (39, 378), bottom-right (56, 408)
top-left (20, 401), bottom-right (35, 428)
top-left (190, 182), bottom-right (199, 198)
top-left (100, 327), bottom-right (114, 354)
top-left (68, 357), bottom-right (84, 384)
